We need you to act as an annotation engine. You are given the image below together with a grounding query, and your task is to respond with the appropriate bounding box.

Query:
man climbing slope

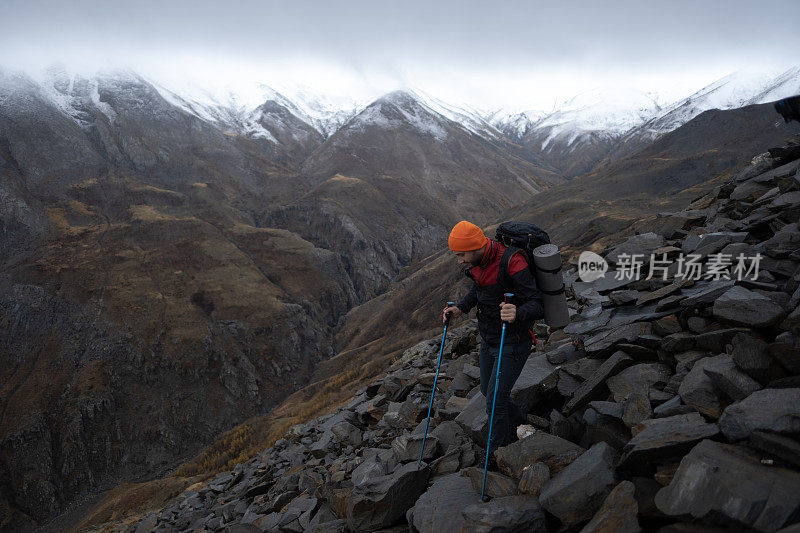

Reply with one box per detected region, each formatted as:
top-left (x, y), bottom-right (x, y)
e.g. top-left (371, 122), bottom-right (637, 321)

top-left (443, 220), bottom-right (545, 455)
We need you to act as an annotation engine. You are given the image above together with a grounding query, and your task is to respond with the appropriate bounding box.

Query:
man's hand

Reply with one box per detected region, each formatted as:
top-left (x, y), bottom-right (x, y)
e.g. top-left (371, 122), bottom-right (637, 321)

top-left (443, 306), bottom-right (462, 324)
top-left (499, 302), bottom-right (516, 323)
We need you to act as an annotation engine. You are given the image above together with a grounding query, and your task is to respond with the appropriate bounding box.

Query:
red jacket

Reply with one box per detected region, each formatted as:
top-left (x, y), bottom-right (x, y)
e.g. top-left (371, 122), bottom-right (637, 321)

top-left (456, 238), bottom-right (544, 345)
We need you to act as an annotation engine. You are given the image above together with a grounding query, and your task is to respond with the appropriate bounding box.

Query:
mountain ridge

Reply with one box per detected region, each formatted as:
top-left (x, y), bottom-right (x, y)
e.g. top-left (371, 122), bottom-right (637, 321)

top-left (6, 64), bottom-right (798, 178)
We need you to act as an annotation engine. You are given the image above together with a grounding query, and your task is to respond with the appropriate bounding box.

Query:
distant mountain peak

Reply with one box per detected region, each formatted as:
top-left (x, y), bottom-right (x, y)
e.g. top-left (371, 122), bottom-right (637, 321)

top-left (377, 89), bottom-right (418, 106)
top-left (341, 90), bottom-right (449, 141)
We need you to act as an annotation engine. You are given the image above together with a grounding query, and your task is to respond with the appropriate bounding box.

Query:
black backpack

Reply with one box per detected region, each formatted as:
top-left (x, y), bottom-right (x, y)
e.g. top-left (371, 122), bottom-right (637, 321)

top-left (494, 221), bottom-right (551, 290)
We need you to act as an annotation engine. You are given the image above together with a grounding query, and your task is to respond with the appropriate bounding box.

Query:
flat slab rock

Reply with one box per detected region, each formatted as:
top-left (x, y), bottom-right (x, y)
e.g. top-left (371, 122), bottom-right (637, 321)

top-left (606, 232), bottom-right (666, 266)
top-left (678, 355), bottom-right (727, 419)
top-left (606, 362), bottom-right (672, 403)
top-left (539, 442), bottom-right (619, 527)
top-left (454, 392), bottom-right (488, 444)
top-left (461, 495), bottom-right (548, 533)
top-left (655, 439), bottom-right (800, 532)
top-left (718, 387), bottom-right (800, 441)
top-left (564, 351), bottom-right (634, 415)
top-left (713, 285), bottom-right (786, 328)
top-left (347, 462), bottom-right (430, 533)
top-left (510, 355), bottom-right (559, 412)
top-left (494, 431), bottom-right (585, 478)
top-left (618, 412), bottom-right (719, 470)
top-left (583, 322), bottom-right (653, 356)
top-left (579, 480), bottom-right (640, 533)
top-left (406, 472), bottom-right (480, 533)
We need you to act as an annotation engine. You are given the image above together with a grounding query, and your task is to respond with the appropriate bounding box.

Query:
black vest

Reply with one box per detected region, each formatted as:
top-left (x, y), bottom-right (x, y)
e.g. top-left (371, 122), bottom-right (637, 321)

top-left (465, 244), bottom-right (532, 346)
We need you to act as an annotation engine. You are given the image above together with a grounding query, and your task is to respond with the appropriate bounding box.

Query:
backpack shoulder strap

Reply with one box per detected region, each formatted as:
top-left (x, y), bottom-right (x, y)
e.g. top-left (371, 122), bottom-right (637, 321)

top-left (464, 266), bottom-right (475, 280)
top-left (499, 247), bottom-right (528, 290)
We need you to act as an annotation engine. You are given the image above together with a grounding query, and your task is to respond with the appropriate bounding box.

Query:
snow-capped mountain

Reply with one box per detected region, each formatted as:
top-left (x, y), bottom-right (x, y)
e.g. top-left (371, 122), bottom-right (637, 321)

top-left (6, 63), bottom-right (799, 179)
top-left (489, 87), bottom-right (663, 144)
top-left (487, 67), bottom-right (800, 148)
top-left (337, 90), bottom-right (450, 142)
top-left (614, 67), bottom-right (800, 154)
top-left (23, 65), bottom-right (122, 127)
top-left (149, 78), bottom-right (366, 140)
top-left (404, 89), bottom-right (505, 140)
top-left (486, 108), bottom-right (549, 139)
top-left (482, 87), bottom-right (664, 176)
top-left (482, 67), bottom-right (800, 176)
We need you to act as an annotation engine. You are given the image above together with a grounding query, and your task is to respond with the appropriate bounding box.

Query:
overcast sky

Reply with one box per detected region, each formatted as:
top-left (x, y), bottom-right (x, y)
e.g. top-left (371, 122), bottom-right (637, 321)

top-left (1, 0), bottom-right (798, 109)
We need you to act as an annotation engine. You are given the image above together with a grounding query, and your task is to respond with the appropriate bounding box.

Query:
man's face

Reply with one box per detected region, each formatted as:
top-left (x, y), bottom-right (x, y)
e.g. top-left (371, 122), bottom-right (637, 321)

top-left (453, 247), bottom-right (484, 266)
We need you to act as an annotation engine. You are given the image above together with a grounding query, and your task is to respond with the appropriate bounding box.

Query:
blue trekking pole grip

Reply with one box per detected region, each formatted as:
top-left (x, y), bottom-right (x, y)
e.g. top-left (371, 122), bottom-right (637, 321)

top-left (418, 301), bottom-right (456, 467)
top-left (482, 292), bottom-right (514, 501)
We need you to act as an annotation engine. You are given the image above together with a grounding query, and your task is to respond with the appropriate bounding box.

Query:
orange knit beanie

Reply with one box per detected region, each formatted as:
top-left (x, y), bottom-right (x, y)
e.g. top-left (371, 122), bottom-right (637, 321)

top-left (448, 220), bottom-right (487, 251)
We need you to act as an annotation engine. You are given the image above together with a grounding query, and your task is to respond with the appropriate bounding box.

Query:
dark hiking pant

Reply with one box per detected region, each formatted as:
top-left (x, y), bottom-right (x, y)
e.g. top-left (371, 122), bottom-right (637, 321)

top-left (479, 337), bottom-right (531, 454)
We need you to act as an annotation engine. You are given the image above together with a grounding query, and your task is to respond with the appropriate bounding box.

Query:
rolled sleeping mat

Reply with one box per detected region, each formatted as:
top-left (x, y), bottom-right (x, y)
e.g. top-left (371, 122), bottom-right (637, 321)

top-left (532, 244), bottom-right (570, 329)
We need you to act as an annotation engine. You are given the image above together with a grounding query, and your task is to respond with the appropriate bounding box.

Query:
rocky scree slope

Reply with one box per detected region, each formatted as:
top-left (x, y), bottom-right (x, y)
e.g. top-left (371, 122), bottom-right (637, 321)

top-left (117, 136), bottom-right (800, 532)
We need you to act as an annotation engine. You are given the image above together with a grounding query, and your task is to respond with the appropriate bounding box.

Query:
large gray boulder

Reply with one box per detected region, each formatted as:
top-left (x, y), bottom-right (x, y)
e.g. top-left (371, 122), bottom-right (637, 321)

top-left (539, 442), bottom-right (619, 527)
top-left (510, 355), bottom-right (559, 412)
top-left (606, 363), bottom-right (672, 402)
top-left (455, 393), bottom-right (488, 444)
top-left (606, 232), bottom-right (665, 266)
top-left (579, 481), bottom-right (640, 533)
top-left (351, 448), bottom-right (397, 486)
top-left (618, 412), bottom-right (719, 470)
top-left (347, 462), bottom-right (430, 532)
top-left (430, 420), bottom-right (468, 452)
top-left (701, 354), bottom-right (762, 400)
top-left (494, 431), bottom-right (585, 478)
top-left (731, 332), bottom-right (776, 383)
top-left (655, 440), bottom-right (800, 532)
top-left (406, 473), bottom-right (480, 533)
top-left (713, 286), bottom-right (786, 328)
top-left (460, 495), bottom-right (548, 532)
top-left (518, 463), bottom-right (550, 497)
top-left (718, 388), bottom-right (800, 441)
top-left (331, 421), bottom-right (363, 447)
top-left (391, 434), bottom-right (439, 463)
top-left (761, 221), bottom-right (800, 257)
top-left (677, 355), bottom-right (727, 418)
top-left (564, 351), bottom-right (633, 415)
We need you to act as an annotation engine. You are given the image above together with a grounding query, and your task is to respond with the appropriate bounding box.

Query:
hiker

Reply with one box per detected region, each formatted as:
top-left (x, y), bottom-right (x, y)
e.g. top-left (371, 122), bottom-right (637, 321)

top-left (443, 220), bottom-right (545, 454)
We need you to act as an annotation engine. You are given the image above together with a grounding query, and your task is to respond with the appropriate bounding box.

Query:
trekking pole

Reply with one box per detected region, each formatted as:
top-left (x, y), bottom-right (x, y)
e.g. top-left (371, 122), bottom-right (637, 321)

top-left (418, 301), bottom-right (455, 467)
top-left (482, 292), bottom-right (514, 501)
